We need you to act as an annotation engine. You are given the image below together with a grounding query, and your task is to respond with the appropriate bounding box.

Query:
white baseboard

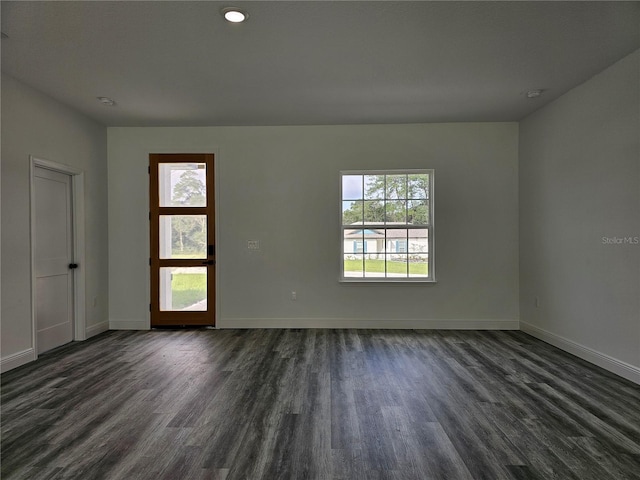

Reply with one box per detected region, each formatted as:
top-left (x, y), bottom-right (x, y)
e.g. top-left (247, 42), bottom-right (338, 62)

top-left (217, 318), bottom-right (519, 330)
top-left (109, 319), bottom-right (149, 330)
top-left (86, 321), bottom-right (109, 338)
top-left (521, 322), bottom-right (640, 385)
top-left (1, 348), bottom-right (36, 373)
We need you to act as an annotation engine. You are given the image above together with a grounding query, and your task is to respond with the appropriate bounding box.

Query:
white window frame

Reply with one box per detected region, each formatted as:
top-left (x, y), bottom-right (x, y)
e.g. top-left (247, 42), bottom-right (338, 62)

top-left (340, 169), bottom-right (435, 283)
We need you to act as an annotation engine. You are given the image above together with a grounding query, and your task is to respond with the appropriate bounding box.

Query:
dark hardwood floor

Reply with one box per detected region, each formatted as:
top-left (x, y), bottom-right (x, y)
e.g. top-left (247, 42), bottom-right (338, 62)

top-left (2, 329), bottom-right (639, 480)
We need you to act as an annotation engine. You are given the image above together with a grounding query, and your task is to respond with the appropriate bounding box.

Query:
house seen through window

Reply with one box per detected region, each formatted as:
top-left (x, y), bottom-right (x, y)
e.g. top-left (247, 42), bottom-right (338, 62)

top-left (341, 170), bottom-right (434, 281)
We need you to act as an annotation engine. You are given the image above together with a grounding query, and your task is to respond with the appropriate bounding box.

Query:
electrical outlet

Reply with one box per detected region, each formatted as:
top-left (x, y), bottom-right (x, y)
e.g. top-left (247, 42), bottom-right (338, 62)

top-left (291, 291), bottom-right (297, 301)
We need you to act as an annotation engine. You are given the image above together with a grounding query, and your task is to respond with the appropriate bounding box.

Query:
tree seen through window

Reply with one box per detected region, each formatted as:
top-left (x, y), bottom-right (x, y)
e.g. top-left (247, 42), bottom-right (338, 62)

top-left (171, 170), bottom-right (207, 257)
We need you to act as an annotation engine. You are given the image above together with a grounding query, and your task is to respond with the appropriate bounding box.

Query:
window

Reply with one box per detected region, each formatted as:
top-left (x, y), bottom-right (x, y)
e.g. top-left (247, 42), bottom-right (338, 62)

top-left (341, 170), bottom-right (434, 281)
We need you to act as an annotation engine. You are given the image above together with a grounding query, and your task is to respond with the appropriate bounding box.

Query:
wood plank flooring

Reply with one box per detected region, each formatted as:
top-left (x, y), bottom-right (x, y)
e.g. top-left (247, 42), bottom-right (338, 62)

top-left (2, 329), bottom-right (639, 480)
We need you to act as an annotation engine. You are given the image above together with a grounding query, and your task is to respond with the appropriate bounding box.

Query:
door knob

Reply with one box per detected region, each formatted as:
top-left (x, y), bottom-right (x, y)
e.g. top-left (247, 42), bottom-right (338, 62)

top-left (69, 263), bottom-right (78, 269)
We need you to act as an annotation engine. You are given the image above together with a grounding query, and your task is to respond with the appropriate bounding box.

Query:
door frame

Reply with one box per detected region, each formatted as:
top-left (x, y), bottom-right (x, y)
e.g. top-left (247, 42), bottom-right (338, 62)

top-left (30, 156), bottom-right (86, 358)
top-left (147, 151), bottom-right (220, 328)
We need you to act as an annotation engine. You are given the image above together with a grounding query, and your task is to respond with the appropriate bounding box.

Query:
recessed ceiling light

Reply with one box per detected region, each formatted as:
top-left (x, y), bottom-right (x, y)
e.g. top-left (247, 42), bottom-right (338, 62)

top-left (97, 96), bottom-right (116, 106)
top-left (526, 89), bottom-right (544, 99)
top-left (222, 7), bottom-right (248, 23)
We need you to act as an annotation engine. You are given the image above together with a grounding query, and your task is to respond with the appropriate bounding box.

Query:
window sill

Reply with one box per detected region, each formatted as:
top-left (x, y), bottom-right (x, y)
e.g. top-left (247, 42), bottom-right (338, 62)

top-left (340, 278), bottom-right (437, 284)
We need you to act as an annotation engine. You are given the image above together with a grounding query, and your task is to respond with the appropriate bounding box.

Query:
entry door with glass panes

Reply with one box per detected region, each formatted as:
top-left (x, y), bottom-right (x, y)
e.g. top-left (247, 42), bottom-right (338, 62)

top-left (150, 154), bottom-right (215, 326)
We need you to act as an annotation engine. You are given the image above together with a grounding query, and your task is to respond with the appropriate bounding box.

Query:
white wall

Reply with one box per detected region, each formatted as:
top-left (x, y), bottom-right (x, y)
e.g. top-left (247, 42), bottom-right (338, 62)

top-left (108, 123), bottom-right (519, 330)
top-left (1, 74), bottom-right (109, 371)
top-left (519, 49), bottom-right (640, 383)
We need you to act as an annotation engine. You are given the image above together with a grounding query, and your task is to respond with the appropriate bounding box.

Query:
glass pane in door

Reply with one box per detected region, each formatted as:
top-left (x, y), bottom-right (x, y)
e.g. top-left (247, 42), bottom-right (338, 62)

top-left (159, 215), bottom-right (207, 259)
top-left (159, 163), bottom-right (207, 207)
top-left (160, 267), bottom-right (207, 311)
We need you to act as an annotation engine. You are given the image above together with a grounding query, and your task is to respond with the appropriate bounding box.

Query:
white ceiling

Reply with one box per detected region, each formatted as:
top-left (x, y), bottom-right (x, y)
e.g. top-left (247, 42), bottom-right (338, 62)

top-left (1, 1), bottom-right (639, 127)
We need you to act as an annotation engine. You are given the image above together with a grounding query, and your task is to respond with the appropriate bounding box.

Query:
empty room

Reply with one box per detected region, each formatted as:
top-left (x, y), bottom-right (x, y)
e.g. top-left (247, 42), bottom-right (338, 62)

top-left (1, 1), bottom-right (639, 479)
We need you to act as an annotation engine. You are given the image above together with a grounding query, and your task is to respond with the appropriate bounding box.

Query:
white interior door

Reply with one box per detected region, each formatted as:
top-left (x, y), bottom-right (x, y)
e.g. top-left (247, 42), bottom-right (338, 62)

top-left (34, 166), bottom-right (74, 354)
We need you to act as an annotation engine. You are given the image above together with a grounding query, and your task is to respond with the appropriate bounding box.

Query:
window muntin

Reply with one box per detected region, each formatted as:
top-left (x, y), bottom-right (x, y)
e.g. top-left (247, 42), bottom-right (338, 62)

top-left (340, 170), bottom-right (434, 282)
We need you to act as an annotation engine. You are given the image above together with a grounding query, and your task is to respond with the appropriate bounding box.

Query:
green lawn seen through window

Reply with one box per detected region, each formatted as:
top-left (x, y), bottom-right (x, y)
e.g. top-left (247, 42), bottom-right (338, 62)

top-left (344, 259), bottom-right (427, 275)
top-left (171, 273), bottom-right (206, 309)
